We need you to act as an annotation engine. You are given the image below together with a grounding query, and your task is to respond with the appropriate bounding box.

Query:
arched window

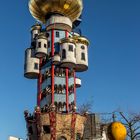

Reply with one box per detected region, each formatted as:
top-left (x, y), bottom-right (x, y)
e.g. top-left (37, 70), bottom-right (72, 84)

top-left (81, 52), bottom-right (85, 61)
top-left (62, 49), bottom-right (66, 59)
top-left (69, 45), bottom-right (73, 52)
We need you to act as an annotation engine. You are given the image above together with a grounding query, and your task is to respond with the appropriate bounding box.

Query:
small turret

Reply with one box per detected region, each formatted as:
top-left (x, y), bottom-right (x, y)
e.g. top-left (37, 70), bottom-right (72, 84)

top-left (60, 38), bottom-right (76, 68)
top-left (74, 36), bottom-right (90, 72)
top-left (30, 24), bottom-right (41, 46)
top-left (35, 33), bottom-right (48, 58)
top-left (24, 48), bottom-right (39, 79)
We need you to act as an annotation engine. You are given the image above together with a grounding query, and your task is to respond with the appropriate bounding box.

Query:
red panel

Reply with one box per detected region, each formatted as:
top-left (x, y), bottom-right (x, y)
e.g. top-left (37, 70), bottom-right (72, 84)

top-left (71, 113), bottom-right (77, 140)
top-left (74, 71), bottom-right (76, 105)
top-left (65, 30), bottom-right (69, 38)
top-left (37, 59), bottom-right (42, 106)
top-left (51, 30), bottom-right (55, 105)
top-left (65, 30), bottom-right (69, 112)
top-left (49, 112), bottom-right (56, 140)
top-left (66, 69), bottom-right (69, 112)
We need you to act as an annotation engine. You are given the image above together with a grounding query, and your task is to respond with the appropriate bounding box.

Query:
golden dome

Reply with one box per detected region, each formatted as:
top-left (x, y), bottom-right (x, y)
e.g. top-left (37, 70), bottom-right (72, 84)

top-left (107, 122), bottom-right (127, 140)
top-left (29, 0), bottom-right (83, 23)
top-left (73, 36), bottom-right (90, 46)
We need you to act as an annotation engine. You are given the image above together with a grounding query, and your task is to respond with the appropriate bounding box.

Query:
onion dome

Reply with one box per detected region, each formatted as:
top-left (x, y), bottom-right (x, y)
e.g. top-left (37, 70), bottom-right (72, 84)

top-left (29, 0), bottom-right (83, 23)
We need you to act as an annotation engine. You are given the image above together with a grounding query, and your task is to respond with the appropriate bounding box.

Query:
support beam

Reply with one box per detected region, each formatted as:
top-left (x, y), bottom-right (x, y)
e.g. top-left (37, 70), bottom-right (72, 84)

top-left (37, 58), bottom-right (42, 106)
top-left (51, 29), bottom-right (55, 105)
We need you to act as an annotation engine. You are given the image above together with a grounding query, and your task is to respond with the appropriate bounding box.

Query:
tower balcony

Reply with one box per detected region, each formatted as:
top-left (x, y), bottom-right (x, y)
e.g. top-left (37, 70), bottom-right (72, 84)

top-left (75, 77), bottom-right (81, 88)
top-left (46, 15), bottom-right (72, 32)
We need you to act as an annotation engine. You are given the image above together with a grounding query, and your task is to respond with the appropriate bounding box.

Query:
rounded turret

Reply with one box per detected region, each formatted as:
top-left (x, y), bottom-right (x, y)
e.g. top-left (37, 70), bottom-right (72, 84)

top-left (60, 38), bottom-right (76, 68)
top-left (74, 36), bottom-right (90, 72)
top-left (30, 24), bottom-right (41, 44)
top-left (52, 54), bottom-right (61, 65)
top-left (24, 48), bottom-right (40, 79)
top-left (35, 33), bottom-right (48, 58)
top-left (29, 0), bottom-right (83, 23)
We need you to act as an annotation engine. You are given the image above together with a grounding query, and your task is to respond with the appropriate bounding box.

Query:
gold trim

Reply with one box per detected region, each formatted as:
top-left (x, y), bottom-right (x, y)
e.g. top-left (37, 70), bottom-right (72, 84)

top-left (37, 33), bottom-right (47, 40)
top-left (60, 37), bottom-right (76, 44)
top-left (30, 24), bottom-right (41, 31)
top-left (73, 36), bottom-right (90, 46)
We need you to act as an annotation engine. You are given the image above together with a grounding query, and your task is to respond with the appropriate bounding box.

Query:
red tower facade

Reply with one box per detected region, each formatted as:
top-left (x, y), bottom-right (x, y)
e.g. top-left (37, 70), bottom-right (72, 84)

top-left (24, 0), bottom-right (89, 139)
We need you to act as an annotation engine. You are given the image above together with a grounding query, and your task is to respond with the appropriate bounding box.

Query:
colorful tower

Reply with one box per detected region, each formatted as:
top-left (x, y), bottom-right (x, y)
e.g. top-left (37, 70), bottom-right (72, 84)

top-left (24, 0), bottom-right (89, 139)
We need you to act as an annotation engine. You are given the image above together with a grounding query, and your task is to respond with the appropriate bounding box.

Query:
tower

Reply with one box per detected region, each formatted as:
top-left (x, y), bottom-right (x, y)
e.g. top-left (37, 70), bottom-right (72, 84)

top-left (24, 0), bottom-right (90, 140)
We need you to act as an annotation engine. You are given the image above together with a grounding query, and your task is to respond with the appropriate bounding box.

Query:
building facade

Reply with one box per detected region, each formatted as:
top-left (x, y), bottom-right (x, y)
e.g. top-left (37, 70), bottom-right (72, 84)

top-left (83, 114), bottom-right (108, 140)
top-left (24, 0), bottom-right (90, 140)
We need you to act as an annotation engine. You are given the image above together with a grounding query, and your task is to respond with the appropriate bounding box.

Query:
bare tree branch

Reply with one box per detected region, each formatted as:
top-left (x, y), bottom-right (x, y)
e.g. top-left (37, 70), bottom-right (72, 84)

top-left (119, 112), bottom-right (140, 140)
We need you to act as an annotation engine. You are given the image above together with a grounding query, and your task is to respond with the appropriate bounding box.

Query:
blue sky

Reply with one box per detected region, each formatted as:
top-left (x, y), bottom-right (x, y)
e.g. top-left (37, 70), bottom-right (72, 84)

top-left (0, 0), bottom-right (140, 139)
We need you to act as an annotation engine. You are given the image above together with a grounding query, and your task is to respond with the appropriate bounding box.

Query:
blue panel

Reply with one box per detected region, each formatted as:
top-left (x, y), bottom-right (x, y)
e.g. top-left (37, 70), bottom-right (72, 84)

top-left (47, 31), bottom-right (52, 54)
top-left (54, 42), bottom-right (60, 53)
top-left (41, 60), bottom-right (52, 73)
top-left (41, 78), bottom-right (51, 90)
top-left (59, 30), bottom-right (65, 38)
top-left (54, 77), bottom-right (65, 85)
top-left (54, 77), bottom-right (74, 86)
top-left (54, 94), bottom-right (66, 103)
top-left (69, 77), bottom-right (74, 86)
top-left (54, 30), bottom-right (65, 43)
top-left (48, 47), bottom-right (51, 54)
top-left (69, 93), bottom-right (74, 103)
top-left (40, 94), bottom-right (51, 108)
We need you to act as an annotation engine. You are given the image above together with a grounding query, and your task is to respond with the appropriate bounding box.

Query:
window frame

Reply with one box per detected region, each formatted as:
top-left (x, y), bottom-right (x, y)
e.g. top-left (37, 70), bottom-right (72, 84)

top-left (81, 45), bottom-right (85, 50)
top-left (38, 42), bottom-right (41, 48)
top-left (62, 49), bottom-right (66, 59)
top-left (74, 48), bottom-right (76, 58)
top-left (44, 43), bottom-right (47, 48)
top-left (56, 31), bottom-right (60, 38)
top-left (81, 52), bottom-right (85, 61)
top-left (34, 63), bottom-right (39, 70)
top-left (69, 45), bottom-right (73, 52)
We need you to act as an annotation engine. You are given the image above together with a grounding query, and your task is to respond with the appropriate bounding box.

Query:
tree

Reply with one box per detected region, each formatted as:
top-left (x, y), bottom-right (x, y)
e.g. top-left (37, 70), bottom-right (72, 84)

top-left (77, 97), bottom-right (94, 114)
top-left (119, 112), bottom-right (140, 140)
top-left (78, 102), bottom-right (92, 114)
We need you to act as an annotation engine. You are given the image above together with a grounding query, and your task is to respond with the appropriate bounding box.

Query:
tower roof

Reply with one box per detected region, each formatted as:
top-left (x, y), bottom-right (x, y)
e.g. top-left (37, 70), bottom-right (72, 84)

top-left (29, 0), bottom-right (83, 23)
